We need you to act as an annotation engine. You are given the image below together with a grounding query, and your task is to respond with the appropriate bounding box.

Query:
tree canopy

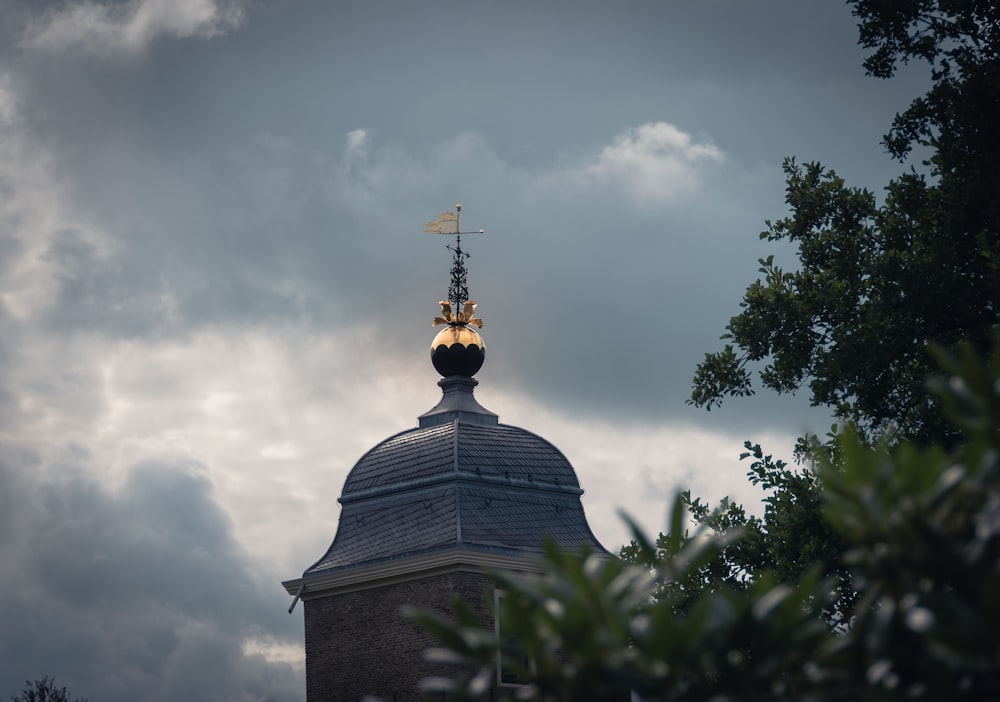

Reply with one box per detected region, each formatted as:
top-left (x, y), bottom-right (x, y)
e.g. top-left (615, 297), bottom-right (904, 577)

top-left (619, 438), bottom-right (855, 626)
top-left (689, 0), bottom-right (1000, 444)
top-left (10, 678), bottom-right (90, 702)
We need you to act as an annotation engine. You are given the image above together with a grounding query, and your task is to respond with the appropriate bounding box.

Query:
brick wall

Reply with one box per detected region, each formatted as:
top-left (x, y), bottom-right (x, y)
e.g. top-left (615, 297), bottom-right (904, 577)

top-left (303, 570), bottom-right (494, 702)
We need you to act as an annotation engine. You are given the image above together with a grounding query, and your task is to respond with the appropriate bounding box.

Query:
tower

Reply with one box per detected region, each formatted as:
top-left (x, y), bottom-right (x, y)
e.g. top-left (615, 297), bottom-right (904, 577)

top-left (283, 206), bottom-right (607, 701)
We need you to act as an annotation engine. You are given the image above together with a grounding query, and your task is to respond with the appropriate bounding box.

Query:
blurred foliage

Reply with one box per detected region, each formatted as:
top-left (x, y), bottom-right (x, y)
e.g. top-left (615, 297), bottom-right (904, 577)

top-left (9, 677), bottom-right (90, 702)
top-left (410, 339), bottom-right (1000, 700)
top-left (689, 0), bottom-right (1000, 445)
top-left (819, 339), bottom-right (1000, 700)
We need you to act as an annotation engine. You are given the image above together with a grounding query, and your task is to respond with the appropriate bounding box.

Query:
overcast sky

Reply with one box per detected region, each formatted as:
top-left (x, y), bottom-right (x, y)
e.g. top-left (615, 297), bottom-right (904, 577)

top-left (0, 1), bottom-right (930, 700)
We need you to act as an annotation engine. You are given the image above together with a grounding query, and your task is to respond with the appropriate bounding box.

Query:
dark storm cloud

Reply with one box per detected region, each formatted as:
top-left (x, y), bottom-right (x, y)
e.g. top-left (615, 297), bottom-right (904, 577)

top-left (0, 0), bottom-right (925, 438)
top-left (0, 453), bottom-right (300, 702)
top-left (40, 228), bottom-right (178, 337)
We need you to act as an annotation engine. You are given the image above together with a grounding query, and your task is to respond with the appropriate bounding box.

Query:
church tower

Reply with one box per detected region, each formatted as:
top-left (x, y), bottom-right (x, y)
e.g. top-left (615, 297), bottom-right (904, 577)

top-left (283, 206), bottom-right (607, 701)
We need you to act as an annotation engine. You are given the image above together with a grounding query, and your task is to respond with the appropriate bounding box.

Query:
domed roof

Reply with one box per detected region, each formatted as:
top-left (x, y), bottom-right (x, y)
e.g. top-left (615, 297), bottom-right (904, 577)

top-left (300, 377), bottom-right (607, 580)
top-left (342, 421), bottom-right (581, 495)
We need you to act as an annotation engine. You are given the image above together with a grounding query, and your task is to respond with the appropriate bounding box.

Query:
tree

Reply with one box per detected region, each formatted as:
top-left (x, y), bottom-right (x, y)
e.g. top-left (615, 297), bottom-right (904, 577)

top-left (10, 677), bottom-right (90, 702)
top-left (679, 0), bottom-right (1000, 644)
top-left (410, 338), bottom-right (1000, 701)
top-left (690, 0), bottom-right (1000, 444)
top-left (620, 439), bottom-right (855, 626)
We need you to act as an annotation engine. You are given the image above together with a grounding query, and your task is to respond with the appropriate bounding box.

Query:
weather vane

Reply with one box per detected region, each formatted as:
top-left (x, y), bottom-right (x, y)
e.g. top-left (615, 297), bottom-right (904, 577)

top-left (424, 203), bottom-right (485, 328)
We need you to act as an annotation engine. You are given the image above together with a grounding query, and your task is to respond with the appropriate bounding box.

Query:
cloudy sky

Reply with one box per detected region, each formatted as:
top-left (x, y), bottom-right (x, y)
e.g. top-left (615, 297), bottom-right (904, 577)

top-left (0, 1), bottom-right (930, 700)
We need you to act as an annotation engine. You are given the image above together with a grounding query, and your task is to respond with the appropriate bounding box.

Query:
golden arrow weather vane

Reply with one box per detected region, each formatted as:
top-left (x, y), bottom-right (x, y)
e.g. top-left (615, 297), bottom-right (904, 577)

top-left (424, 203), bottom-right (485, 327)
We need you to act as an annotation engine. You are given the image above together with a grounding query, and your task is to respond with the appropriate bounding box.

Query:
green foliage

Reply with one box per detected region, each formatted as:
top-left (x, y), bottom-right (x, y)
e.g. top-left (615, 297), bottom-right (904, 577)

top-left (690, 0), bottom-right (1000, 444)
top-left (853, 0), bottom-right (1000, 166)
top-left (819, 338), bottom-right (1000, 699)
top-left (410, 340), bottom-right (1000, 700)
top-left (621, 437), bottom-right (853, 626)
top-left (10, 677), bottom-right (90, 702)
top-left (410, 503), bottom-right (833, 702)
top-left (618, 493), bottom-right (752, 617)
top-left (688, 155), bottom-right (989, 442)
top-left (408, 539), bottom-right (662, 702)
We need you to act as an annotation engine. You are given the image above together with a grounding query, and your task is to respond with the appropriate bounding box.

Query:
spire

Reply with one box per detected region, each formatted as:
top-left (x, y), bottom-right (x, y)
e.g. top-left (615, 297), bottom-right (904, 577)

top-left (424, 204), bottom-right (487, 379)
top-left (423, 203), bottom-right (486, 311)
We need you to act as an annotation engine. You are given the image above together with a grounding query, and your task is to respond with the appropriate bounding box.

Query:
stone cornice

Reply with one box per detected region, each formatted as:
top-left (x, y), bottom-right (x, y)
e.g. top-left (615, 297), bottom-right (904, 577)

top-left (282, 548), bottom-right (543, 599)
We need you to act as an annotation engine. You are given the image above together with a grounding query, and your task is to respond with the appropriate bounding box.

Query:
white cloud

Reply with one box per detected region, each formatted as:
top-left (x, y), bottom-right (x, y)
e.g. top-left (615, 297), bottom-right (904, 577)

top-left (0, 73), bottom-right (125, 328)
top-left (481, 386), bottom-right (796, 551)
top-left (21, 0), bottom-right (245, 57)
top-left (3, 323), bottom-right (429, 576)
top-left (320, 121), bottom-right (724, 215)
top-left (326, 123), bottom-right (723, 210)
top-left (0, 83), bottom-right (111, 322)
top-left (345, 128), bottom-right (368, 154)
top-left (578, 121), bottom-right (724, 204)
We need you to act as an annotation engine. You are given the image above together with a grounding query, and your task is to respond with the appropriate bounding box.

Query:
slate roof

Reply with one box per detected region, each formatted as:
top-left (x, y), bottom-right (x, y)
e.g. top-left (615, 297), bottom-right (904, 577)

top-left (303, 417), bottom-right (607, 579)
top-left (342, 421), bottom-right (581, 495)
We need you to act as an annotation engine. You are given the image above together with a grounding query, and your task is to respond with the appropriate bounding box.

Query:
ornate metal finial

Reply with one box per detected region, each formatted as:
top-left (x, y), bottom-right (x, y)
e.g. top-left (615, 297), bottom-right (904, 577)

top-left (424, 203), bottom-right (485, 326)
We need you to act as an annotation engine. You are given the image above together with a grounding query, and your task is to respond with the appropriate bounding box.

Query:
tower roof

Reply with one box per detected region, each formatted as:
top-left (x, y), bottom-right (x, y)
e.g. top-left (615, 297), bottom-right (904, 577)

top-left (284, 206), bottom-right (607, 597)
top-left (300, 376), bottom-right (606, 581)
top-left (342, 419), bottom-right (581, 495)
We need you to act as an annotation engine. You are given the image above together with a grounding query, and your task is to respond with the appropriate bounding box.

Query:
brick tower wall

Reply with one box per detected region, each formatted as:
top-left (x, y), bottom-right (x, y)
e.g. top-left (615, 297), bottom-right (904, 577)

top-left (303, 570), bottom-right (495, 702)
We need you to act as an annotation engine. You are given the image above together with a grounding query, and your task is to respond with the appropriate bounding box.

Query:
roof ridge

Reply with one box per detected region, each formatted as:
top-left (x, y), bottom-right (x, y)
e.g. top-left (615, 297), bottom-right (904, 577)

top-left (453, 419), bottom-right (462, 545)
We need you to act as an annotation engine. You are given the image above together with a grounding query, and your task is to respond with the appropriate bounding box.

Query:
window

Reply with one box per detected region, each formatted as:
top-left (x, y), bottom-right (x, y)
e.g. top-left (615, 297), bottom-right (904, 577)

top-left (494, 589), bottom-right (532, 687)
